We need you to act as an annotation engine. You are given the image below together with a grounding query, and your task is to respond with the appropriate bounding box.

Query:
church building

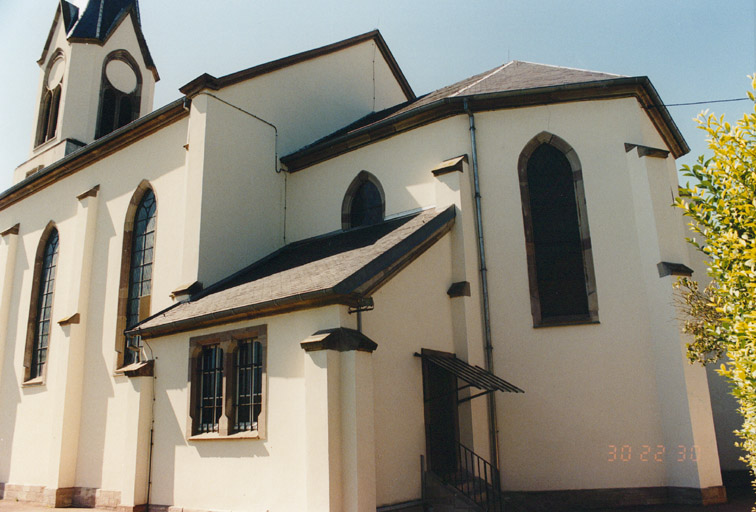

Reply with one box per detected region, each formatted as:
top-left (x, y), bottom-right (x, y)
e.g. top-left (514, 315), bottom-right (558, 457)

top-left (0, 1), bottom-right (740, 511)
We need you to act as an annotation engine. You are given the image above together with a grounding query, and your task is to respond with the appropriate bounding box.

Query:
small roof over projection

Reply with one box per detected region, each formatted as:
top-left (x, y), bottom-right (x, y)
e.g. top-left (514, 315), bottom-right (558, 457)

top-left (130, 206), bottom-right (456, 338)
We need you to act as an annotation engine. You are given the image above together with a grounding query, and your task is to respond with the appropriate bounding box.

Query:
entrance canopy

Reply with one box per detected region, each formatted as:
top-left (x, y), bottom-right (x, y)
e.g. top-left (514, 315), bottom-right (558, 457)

top-left (416, 351), bottom-right (523, 403)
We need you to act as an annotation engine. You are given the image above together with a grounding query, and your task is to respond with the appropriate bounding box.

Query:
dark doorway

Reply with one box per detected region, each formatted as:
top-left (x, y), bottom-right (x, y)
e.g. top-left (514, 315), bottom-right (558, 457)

top-left (422, 351), bottom-right (459, 476)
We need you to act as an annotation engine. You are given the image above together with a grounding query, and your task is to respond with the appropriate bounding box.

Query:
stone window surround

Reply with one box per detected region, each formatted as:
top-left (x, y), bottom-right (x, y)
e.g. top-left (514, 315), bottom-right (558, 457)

top-left (23, 221), bottom-right (59, 385)
top-left (114, 181), bottom-right (156, 372)
top-left (187, 325), bottom-right (267, 440)
top-left (517, 131), bottom-right (599, 327)
top-left (96, 49), bottom-right (143, 140)
top-left (341, 170), bottom-right (386, 229)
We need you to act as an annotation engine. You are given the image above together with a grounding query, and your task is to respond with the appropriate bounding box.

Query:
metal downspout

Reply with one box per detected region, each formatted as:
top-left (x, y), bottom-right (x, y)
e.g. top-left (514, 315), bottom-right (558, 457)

top-left (464, 99), bottom-right (500, 472)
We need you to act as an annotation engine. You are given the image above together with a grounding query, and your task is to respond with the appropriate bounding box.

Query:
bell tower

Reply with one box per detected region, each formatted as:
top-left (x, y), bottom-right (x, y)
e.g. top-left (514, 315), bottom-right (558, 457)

top-left (15, 0), bottom-right (159, 183)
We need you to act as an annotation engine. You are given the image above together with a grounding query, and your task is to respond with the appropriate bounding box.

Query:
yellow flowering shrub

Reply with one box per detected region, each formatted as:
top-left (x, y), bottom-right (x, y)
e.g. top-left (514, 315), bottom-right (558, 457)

top-left (677, 77), bottom-right (756, 492)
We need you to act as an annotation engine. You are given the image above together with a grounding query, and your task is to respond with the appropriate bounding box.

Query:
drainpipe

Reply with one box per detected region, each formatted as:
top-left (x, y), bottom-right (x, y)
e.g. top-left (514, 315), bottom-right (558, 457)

top-left (464, 98), bottom-right (500, 472)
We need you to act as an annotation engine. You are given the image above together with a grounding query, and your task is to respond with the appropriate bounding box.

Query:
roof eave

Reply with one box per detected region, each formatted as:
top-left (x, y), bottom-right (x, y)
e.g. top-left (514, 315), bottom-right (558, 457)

top-left (131, 206), bottom-right (456, 339)
top-left (282, 77), bottom-right (689, 172)
top-left (0, 98), bottom-right (187, 211)
top-left (131, 289), bottom-right (360, 339)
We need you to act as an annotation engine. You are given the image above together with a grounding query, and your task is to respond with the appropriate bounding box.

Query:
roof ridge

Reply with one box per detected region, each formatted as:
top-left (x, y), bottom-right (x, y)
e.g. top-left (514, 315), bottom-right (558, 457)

top-left (450, 61), bottom-right (514, 97)
top-left (508, 60), bottom-right (625, 77)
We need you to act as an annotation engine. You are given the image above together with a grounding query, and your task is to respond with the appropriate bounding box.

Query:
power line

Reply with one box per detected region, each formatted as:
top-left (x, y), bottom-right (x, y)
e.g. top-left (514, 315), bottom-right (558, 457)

top-left (662, 98), bottom-right (750, 107)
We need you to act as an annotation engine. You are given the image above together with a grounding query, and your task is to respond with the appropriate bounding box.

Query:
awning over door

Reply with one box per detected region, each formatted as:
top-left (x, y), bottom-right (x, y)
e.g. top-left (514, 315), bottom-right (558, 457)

top-left (416, 350), bottom-right (524, 403)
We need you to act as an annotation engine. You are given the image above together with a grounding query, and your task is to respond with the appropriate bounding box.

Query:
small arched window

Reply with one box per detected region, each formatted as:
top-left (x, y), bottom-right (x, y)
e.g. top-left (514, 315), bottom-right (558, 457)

top-left (518, 132), bottom-right (598, 326)
top-left (117, 184), bottom-right (156, 368)
top-left (36, 53), bottom-right (65, 146)
top-left (25, 225), bottom-right (59, 382)
top-left (96, 51), bottom-right (142, 139)
top-left (342, 171), bottom-right (385, 229)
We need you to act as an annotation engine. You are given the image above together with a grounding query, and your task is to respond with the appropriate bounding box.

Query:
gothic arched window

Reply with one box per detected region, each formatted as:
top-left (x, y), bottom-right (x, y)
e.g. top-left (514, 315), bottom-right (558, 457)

top-left (116, 183), bottom-right (156, 368)
top-left (24, 225), bottom-right (59, 382)
top-left (518, 132), bottom-right (598, 326)
top-left (36, 53), bottom-right (65, 146)
top-left (341, 171), bottom-right (385, 229)
top-left (96, 51), bottom-right (142, 139)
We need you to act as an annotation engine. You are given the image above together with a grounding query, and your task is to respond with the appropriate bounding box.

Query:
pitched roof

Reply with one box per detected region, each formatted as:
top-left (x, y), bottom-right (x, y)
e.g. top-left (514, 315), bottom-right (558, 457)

top-left (282, 61), bottom-right (688, 170)
top-left (130, 206), bottom-right (456, 338)
top-left (385, 60), bottom-right (623, 120)
top-left (40, 1), bottom-right (157, 79)
top-left (179, 30), bottom-right (415, 101)
top-left (63, 0), bottom-right (140, 41)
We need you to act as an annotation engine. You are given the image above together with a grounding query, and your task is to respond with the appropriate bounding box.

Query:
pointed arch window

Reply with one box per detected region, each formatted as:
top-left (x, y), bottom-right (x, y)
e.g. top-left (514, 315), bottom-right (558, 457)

top-left (518, 133), bottom-right (598, 326)
top-left (341, 171), bottom-right (385, 229)
top-left (117, 185), bottom-right (156, 368)
top-left (96, 51), bottom-right (142, 139)
top-left (24, 226), bottom-right (59, 382)
top-left (36, 53), bottom-right (65, 147)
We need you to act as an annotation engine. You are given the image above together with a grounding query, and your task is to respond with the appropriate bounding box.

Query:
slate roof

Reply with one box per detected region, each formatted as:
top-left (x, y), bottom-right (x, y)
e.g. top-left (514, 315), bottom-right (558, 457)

top-left (61, 0), bottom-right (140, 41)
top-left (40, 1), bottom-right (157, 78)
top-left (131, 206), bottom-right (456, 338)
top-left (282, 60), bottom-right (688, 169)
top-left (300, 61), bottom-right (623, 150)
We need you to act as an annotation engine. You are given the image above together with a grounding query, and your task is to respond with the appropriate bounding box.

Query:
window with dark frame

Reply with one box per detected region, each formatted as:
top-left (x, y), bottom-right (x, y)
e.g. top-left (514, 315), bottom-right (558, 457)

top-left (527, 144), bottom-right (589, 318)
top-left (96, 53), bottom-right (142, 139)
top-left (188, 327), bottom-right (267, 438)
top-left (31, 229), bottom-right (59, 379)
top-left (349, 180), bottom-right (383, 228)
top-left (234, 340), bottom-right (263, 432)
top-left (36, 85), bottom-right (61, 146)
top-left (342, 171), bottom-right (385, 230)
top-left (199, 345), bottom-right (224, 433)
top-left (518, 133), bottom-right (598, 326)
top-left (124, 189), bottom-right (156, 365)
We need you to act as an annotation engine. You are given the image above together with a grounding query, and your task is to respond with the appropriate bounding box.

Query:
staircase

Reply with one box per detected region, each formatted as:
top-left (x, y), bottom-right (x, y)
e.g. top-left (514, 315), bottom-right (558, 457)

top-left (424, 444), bottom-right (508, 512)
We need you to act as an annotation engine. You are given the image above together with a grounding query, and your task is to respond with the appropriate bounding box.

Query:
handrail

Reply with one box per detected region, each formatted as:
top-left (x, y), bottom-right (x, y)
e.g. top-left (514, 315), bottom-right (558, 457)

top-left (439, 443), bottom-right (505, 511)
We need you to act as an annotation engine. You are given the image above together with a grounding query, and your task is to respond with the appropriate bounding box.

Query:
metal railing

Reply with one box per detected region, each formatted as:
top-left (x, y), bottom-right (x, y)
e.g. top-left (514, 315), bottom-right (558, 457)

top-left (441, 443), bottom-right (505, 511)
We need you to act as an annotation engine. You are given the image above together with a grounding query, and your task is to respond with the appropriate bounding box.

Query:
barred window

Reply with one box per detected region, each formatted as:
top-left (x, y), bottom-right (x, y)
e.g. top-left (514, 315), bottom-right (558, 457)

top-left (234, 340), bottom-right (263, 431)
top-left (189, 327), bottom-right (267, 438)
top-left (199, 345), bottom-right (224, 433)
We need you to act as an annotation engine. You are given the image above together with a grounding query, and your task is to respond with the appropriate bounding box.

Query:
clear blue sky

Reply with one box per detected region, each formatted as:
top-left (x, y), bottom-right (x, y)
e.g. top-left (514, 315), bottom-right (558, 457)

top-left (0, 1), bottom-right (753, 190)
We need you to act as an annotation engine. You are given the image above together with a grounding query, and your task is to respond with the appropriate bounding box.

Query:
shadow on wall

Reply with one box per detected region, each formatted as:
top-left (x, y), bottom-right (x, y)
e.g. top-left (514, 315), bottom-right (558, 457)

top-left (0, 239), bottom-right (28, 483)
top-left (72, 209), bottom-right (117, 489)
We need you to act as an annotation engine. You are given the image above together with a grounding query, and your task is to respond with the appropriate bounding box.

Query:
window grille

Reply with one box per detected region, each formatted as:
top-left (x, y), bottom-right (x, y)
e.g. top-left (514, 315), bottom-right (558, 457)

top-left (199, 345), bottom-right (224, 433)
top-left (234, 340), bottom-right (263, 431)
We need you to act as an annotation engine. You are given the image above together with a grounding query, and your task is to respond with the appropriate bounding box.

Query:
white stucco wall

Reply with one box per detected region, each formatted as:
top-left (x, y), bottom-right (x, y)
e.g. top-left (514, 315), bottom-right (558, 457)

top-left (0, 117), bottom-right (188, 497)
top-left (284, 96), bottom-right (722, 494)
top-left (214, 39), bottom-right (409, 157)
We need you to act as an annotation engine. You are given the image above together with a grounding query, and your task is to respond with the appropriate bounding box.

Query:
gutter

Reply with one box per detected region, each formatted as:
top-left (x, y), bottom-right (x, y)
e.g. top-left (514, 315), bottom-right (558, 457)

top-left (464, 99), bottom-right (500, 472)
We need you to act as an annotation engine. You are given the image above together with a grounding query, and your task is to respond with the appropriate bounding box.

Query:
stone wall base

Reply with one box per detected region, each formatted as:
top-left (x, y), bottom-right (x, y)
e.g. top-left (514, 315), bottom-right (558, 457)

top-left (505, 485), bottom-right (727, 510)
top-left (0, 483), bottom-right (126, 509)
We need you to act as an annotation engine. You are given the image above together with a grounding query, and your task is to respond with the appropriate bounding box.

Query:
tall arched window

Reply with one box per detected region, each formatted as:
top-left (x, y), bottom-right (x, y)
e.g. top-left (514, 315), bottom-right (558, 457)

top-left (24, 225), bottom-right (59, 382)
top-left (36, 53), bottom-right (65, 146)
top-left (341, 171), bottom-right (385, 229)
top-left (518, 132), bottom-right (598, 326)
top-left (96, 51), bottom-right (142, 139)
top-left (116, 184), bottom-right (156, 368)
